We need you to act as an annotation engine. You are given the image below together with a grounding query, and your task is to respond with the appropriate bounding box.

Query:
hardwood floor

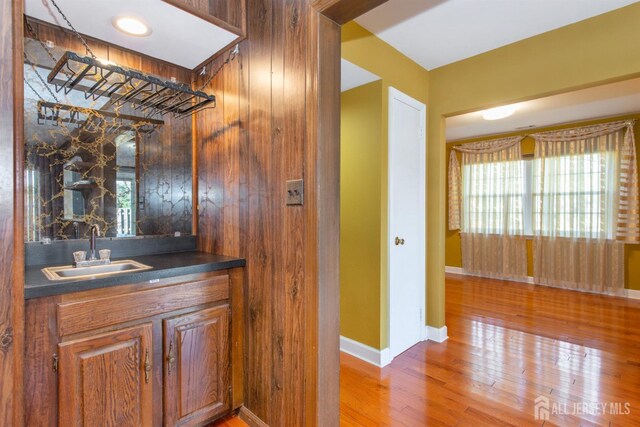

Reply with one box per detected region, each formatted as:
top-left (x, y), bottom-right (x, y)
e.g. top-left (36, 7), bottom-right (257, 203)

top-left (340, 274), bottom-right (640, 426)
top-left (210, 414), bottom-right (248, 426)
top-left (217, 273), bottom-right (640, 426)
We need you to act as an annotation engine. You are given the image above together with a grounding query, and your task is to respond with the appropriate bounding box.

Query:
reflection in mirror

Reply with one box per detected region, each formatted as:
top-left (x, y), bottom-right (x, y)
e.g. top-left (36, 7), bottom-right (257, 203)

top-left (62, 156), bottom-right (86, 221)
top-left (115, 131), bottom-right (136, 237)
top-left (23, 35), bottom-right (193, 242)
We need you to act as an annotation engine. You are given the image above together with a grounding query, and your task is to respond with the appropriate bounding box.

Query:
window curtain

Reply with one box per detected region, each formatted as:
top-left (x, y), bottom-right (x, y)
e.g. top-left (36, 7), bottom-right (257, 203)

top-left (531, 120), bottom-right (638, 295)
top-left (449, 136), bottom-right (528, 280)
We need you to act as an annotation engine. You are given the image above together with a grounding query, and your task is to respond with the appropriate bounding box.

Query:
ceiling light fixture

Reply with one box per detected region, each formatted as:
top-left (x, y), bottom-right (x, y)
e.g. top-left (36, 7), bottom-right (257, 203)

top-left (482, 105), bottom-right (518, 121)
top-left (113, 17), bottom-right (151, 37)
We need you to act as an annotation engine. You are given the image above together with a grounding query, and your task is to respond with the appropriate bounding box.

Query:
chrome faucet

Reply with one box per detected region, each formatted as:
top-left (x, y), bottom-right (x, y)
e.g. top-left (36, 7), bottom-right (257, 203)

top-left (89, 224), bottom-right (100, 260)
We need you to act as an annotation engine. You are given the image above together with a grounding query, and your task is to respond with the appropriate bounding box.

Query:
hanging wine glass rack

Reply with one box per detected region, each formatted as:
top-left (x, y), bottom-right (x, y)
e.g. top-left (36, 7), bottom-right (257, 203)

top-left (47, 51), bottom-right (215, 119)
top-left (37, 101), bottom-right (164, 134)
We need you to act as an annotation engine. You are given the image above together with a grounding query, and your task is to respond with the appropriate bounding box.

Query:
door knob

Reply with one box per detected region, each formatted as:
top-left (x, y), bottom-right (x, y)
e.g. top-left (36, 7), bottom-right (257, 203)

top-left (395, 237), bottom-right (405, 246)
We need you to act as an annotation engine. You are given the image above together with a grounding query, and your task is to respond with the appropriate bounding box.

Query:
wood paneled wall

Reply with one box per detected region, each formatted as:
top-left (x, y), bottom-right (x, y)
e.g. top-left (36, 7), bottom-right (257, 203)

top-left (194, 0), bottom-right (310, 421)
top-left (194, 0), bottom-right (382, 425)
top-left (0, 0), bottom-right (24, 425)
top-left (137, 114), bottom-right (193, 236)
top-left (162, 0), bottom-right (246, 35)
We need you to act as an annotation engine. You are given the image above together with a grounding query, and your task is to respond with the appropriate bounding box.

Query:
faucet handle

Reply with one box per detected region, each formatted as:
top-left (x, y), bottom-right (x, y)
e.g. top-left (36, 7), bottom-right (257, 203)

top-left (98, 249), bottom-right (111, 261)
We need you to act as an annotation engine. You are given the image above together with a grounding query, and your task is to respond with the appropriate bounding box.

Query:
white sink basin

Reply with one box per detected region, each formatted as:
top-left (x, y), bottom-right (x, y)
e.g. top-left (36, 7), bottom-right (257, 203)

top-left (42, 260), bottom-right (152, 281)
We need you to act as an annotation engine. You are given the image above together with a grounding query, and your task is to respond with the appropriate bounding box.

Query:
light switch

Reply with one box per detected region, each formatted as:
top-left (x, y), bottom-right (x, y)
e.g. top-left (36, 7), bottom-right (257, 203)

top-left (286, 179), bottom-right (304, 205)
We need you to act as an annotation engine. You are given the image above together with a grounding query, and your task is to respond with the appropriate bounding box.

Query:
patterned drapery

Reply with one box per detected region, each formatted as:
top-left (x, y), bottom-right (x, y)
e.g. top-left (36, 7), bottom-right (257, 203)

top-left (449, 136), bottom-right (527, 280)
top-left (531, 120), bottom-right (638, 295)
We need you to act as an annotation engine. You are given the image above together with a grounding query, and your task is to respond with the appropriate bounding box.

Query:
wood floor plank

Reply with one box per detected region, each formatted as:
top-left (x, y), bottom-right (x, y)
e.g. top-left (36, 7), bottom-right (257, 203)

top-left (209, 414), bottom-right (248, 426)
top-left (340, 274), bottom-right (640, 426)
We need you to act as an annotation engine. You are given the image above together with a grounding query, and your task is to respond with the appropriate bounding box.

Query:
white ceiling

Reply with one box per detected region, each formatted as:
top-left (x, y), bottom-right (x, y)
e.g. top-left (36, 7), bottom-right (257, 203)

top-left (356, 0), bottom-right (639, 70)
top-left (25, 0), bottom-right (238, 69)
top-left (446, 78), bottom-right (640, 141)
top-left (341, 59), bottom-right (381, 92)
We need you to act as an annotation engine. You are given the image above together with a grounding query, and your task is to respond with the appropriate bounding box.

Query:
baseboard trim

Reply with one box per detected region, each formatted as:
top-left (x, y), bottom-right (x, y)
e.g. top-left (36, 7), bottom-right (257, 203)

top-left (627, 289), bottom-right (640, 300)
top-left (447, 266), bottom-right (640, 300)
top-left (445, 266), bottom-right (534, 284)
top-left (426, 325), bottom-right (449, 343)
top-left (340, 335), bottom-right (391, 368)
top-left (238, 406), bottom-right (269, 427)
top-left (444, 266), bottom-right (465, 276)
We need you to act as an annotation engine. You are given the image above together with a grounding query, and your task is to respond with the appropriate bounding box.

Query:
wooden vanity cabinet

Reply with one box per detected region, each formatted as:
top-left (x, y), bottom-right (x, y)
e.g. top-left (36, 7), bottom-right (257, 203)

top-left (58, 323), bottom-right (155, 427)
top-left (164, 305), bottom-right (230, 426)
top-left (24, 269), bottom-right (244, 427)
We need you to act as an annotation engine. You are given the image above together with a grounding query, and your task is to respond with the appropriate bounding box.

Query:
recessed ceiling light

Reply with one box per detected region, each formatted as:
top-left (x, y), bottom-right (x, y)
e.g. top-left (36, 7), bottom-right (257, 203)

top-left (113, 17), bottom-right (151, 37)
top-left (482, 105), bottom-right (518, 121)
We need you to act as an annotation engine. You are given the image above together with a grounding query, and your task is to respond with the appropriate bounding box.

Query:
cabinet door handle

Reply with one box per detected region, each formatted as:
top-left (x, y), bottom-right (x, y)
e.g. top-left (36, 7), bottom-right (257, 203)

top-left (395, 236), bottom-right (405, 246)
top-left (166, 340), bottom-right (175, 374)
top-left (144, 349), bottom-right (152, 384)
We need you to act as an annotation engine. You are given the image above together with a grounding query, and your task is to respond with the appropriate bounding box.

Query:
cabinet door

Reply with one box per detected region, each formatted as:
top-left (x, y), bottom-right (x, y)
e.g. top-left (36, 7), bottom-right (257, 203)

top-left (164, 305), bottom-right (230, 426)
top-left (58, 323), bottom-right (154, 427)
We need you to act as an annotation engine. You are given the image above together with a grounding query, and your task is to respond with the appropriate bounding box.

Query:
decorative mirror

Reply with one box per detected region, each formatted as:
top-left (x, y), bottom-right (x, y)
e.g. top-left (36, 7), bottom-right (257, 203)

top-left (23, 36), bottom-right (194, 242)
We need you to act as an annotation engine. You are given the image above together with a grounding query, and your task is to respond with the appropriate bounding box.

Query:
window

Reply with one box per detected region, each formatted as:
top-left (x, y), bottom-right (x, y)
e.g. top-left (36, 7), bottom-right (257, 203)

top-left (25, 167), bottom-right (41, 241)
top-left (461, 152), bottom-right (616, 238)
top-left (533, 151), bottom-right (616, 239)
top-left (462, 159), bottom-right (527, 235)
top-left (116, 178), bottom-right (136, 236)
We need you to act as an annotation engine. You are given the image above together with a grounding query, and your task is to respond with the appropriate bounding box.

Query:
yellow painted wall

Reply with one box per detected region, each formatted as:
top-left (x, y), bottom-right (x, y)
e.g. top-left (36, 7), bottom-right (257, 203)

top-left (428, 3), bottom-right (640, 327)
top-left (340, 81), bottom-right (383, 348)
top-left (341, 22), bottom-right (429, 349)
top-left (445, 114), bottom-right (640, 289)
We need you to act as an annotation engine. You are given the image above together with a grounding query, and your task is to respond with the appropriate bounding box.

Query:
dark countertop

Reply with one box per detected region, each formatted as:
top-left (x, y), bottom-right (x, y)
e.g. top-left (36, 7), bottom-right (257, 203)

top-left (25, 251), bottom-right (245, 299)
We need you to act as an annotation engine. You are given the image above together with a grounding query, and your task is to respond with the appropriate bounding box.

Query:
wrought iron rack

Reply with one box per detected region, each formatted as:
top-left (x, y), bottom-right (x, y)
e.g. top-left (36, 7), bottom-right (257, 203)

top-left (38, 101), bottom-right (165, 134)
top-left (47, 51), bottom-right (215, 119)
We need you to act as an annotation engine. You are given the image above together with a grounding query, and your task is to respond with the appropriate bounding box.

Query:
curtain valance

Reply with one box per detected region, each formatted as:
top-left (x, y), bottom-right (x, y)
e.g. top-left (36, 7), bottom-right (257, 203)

top-left (450, 135), bottom-right (524, 153)
top-left (531, 120), bottom-right (633, 143)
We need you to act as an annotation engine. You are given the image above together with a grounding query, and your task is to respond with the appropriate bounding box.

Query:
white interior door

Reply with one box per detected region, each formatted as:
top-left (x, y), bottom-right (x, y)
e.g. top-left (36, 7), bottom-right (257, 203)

top-left (388, 87), bottom-right (426, 359)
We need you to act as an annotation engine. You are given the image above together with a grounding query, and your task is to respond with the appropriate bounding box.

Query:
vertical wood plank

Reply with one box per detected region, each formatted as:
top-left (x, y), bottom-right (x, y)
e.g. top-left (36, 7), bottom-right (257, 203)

top-left (196, 55), bottom-right (225, 254)
top-left (315, 14), bottom-right (341, 427)
top-left (245, 0), bottom-right (274, 421)
top-left (161, 0), bottom-right (245, 36)
top-left (14, 0), bottom-right (26, 421)
top-left (1, 0), bottom-right (25, 425)
top-left (269, 0), bottom-right (286, 423)
top-left (24, 297), bottom-right (59, 427)
top-left (282, 0), bottom-right (307, 425)
top-left (230, 268), bottom-right (245, 409)
top-left (222, 51), bottom-right (241, 256)
top-left (303, 8), bottom-right (320, 426)
top-left (107, 47), bottom-right (142, 70)
top-left (304, 8), bottom-right (341, 427)
top-left (32, 21), bottom-right (109, 61)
